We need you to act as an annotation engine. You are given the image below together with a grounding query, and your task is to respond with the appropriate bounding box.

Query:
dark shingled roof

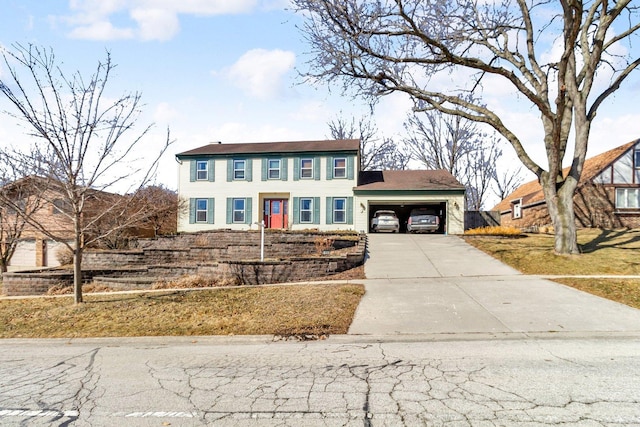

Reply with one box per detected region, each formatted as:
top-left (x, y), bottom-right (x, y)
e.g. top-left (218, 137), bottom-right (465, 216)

top-left (356, 170), bottom-right (465, 191)
top-left (493, 139), bottom-right (639, 212)
top-left (176, 139), bottom-right (360, 157)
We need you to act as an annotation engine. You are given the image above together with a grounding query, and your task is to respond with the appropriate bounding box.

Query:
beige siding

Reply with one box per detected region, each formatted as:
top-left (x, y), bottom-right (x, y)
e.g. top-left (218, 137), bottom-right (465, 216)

top-left (178, 156), bottom-right (358, 232)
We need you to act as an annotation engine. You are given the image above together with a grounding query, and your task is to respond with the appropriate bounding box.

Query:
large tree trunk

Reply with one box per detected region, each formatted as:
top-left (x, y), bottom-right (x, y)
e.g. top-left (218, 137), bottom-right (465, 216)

top-left (541, 173), bottom-right (580, 255)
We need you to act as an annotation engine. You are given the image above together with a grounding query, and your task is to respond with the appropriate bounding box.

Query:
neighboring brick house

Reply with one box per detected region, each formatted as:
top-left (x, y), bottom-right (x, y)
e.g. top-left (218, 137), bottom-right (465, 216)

top-left (494, 139), bottom-right (640, 229)
top-left (1, 176), bottom-right (153, 269)
top-left (176, 139), bottom-right (466, 234)
top-left (1, 176), bottom-right (75, 269)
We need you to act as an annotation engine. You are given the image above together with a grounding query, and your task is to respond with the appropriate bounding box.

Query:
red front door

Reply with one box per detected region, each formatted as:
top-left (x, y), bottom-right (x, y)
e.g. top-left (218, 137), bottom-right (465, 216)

top-left (263, 199), bottom-right (288, 229)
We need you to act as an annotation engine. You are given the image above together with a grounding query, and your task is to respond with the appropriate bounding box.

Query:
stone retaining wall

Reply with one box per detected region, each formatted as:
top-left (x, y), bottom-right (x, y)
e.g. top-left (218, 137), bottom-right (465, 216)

top-left (2, 231), bottom-right (366, 296)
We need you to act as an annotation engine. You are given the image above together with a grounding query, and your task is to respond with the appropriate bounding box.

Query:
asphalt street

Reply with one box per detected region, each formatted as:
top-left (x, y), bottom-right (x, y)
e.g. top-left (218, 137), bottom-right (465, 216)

top-left (1, 234), bottom-right (639, 426)
top-left (0, 336), bottom-right (639, 426)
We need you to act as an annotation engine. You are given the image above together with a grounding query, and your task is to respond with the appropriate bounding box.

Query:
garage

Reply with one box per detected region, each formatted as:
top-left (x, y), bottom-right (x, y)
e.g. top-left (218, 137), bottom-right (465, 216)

top-left (10, 239), bottom-right (37, 268)
top-left (353, 170), bottom-right (466, 235)
top-left (368, 202), bottom-right (447, 233)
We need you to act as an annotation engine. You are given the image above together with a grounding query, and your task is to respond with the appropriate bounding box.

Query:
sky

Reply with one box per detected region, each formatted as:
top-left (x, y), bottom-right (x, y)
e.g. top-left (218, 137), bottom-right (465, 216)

top-left (1, 0), bottom-right (640, 204)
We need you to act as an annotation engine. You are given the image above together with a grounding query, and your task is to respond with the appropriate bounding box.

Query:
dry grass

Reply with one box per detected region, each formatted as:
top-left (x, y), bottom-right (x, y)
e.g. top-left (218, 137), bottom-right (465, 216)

top-left (465, 228), bottom-right (640, 309)
top-left (464, 226), bottom-right (523, 237)
top-left (0, 284), bottom-right (365, 339)
top-left (464, 228), bottom-right (640, 275)
top-left (553, 278), bottom-right (640, 310)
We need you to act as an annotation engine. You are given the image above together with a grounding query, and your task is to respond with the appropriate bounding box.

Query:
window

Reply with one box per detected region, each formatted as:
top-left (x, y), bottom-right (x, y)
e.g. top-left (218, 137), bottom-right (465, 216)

top-left (635, 150), bottom-right (640, 169)
top-left (195, 199), bottom-right (208, 222)
top-left (234, 160), bottom-right (246, 180)
top-left (333, 198), bottom-right (346, 223)
top-left (333, 158), bottom-right (346, 178)
top-left (300, 158), bottom-right (313, 179)
top-left (196, 160), bottom-right (208, 180)
top-left (268, 159), bottom-right (281, 179)
top-left (233, 198), bottom-right (245, 223)
top-left (512, 200), bottom-right (522, 219)
top-left (616, 188), bottom-right (640, 209)
top-left (300, 198), bottom-right (313, 223)
top-left (52, 199), bottom-right (68, 215)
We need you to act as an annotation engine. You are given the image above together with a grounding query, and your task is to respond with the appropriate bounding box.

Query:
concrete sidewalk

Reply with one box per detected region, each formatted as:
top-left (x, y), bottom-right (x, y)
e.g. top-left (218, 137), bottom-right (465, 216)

top-left (348, 234), bottom-right (640, 336)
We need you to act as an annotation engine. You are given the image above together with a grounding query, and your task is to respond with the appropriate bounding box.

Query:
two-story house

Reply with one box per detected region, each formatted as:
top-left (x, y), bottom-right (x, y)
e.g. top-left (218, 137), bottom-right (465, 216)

top-left (494, 139), bottom-right (640, 229)
top-left (176, 139), bottom-right (466, 234)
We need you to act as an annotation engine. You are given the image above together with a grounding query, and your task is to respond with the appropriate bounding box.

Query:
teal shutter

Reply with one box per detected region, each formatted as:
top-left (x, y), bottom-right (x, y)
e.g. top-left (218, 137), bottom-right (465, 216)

top-left (317, 156), bottom-right (323, 180)
top-left (190, 161), bottom-right (196, 182)
top-left (246, 159), bottom-right (253, 182)
top-left (207, 198), bottom-right (214, 224)
top-left (346, 197), bottom-right (353, 224)
top-left (293, 197), bottom-right (300, 224)
top-left (226, 159), bottom-right (233, 182)
top-left (189, 198), bottom-right (195, 223)
top-left (261, 158), bottom-right (267, 181)
top-left (326, 157), bottom-right (333, 180)
top-left (245, 197), bottom-right (252, 224)
top-left (293, 157), bottom-right (300, 181)
top-left (226, 198), bottom-right (232, 224)
top-left (326, 197), bottom-right (333, 224)
top-left (313, 197), bottom-right (320, 225)
top-left (281, 158), bottom-right (288, 181)
top-left (208, 159), bottom-right (215, 182)
top-left (347, 157), bottom-right (355, 180)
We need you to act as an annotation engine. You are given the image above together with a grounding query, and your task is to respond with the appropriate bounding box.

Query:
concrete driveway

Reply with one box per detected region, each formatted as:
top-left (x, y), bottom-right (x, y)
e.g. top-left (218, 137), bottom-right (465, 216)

top-left (349, 233), bottom-right (640, 336)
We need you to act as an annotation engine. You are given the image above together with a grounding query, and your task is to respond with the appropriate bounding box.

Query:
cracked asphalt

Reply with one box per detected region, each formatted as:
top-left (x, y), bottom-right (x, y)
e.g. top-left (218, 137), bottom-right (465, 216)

top-left (1, 234), bottom-right (639, 426)
top-left (1, 336), bottom-right (639, 426)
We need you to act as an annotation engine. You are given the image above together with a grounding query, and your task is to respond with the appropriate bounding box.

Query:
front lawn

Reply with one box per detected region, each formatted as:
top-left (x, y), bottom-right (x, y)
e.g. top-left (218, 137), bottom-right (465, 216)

top-left (465, 228), bottom-right (640, 309)
top-left (0, 283), bottom-right (365, 339)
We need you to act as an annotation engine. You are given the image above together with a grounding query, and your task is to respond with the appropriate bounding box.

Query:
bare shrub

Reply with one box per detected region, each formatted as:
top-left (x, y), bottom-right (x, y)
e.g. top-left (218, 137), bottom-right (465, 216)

top-left (55, 247), bottom-right (74, 266)
top-left (314, 237), bottom-right (334, 255)
top-left (193, 234), bottom-right (211, 247)
top-left (464, 226), bottom-right (523, 237)
top-left (152, 274), bottom-right (239, 289)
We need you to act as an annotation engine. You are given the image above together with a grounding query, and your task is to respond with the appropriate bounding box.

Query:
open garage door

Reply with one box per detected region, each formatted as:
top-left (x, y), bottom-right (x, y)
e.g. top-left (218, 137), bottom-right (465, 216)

top-left (369, 202), bottom-right (447, 233)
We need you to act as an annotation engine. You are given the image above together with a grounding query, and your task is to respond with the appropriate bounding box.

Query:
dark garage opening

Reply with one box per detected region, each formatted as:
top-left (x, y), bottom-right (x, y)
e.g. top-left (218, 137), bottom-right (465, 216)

top-left (369, 202), bottom-right (447, 233)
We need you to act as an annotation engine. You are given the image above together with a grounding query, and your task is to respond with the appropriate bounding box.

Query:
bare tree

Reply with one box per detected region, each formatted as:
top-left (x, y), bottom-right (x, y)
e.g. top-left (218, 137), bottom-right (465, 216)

top-left (0, 150), bottom-right (51, 273)
top-left (327, 114), bottom-right (410, 170)
top-left (0, 177), bottom-right (37, 273)
top-left (404, 110), bottom-right (503, 210)
top-left (134, 185), bottom-right (179, 238)
top-left (0, 44), bottom-right (172, 302)
top-left (293, 0), bottom-right (640, 254)
top-left (494, 166), bottom-right (525, 203)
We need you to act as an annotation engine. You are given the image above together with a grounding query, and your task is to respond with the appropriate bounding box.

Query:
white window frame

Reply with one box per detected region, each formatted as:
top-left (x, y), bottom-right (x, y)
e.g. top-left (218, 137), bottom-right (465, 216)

top-left (196, 198), bottom-right (208, 222)
top-left (196, 160), bottom-right (208, 181)
top-left (233, 198), bottom-right (246, 223)
top-left (333, 157), bottom-right (347, 178)
top-left (616, 188), bottom-right (640, 209)
top-left (300, 198), bottom-right (313, 223)
top-left (234, 160), bottom-right (246, 180)
top-left (300, 158), bottom-right (313, 179)
top-left (268, 159), bottom-right (281, 180)
top-left (634, 150), bottom-right (640, 169)
top-left (512, 200), bottom-right (522, 219)
top-left (333, 198), bottom-right (346, 223)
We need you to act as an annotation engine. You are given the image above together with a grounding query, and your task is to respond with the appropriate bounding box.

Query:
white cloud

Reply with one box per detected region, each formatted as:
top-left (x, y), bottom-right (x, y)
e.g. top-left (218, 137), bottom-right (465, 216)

top-left (153, 102), bottom-right (181, 123)
top-left (68, 21), bottom-right (134, 40)
top-left (131, 8), bottom-right (180, 41)
top-left (57, 0), bottom-right (266, 41)
top-left (223, 49), bottom-right (296, 99)
top-left (136, 0), bottom-right (259, 15)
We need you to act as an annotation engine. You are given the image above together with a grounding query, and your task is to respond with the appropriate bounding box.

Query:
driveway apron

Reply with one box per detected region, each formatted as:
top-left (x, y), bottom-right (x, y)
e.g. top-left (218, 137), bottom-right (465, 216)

top-left (348, 233), bottom-right (640, 336)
